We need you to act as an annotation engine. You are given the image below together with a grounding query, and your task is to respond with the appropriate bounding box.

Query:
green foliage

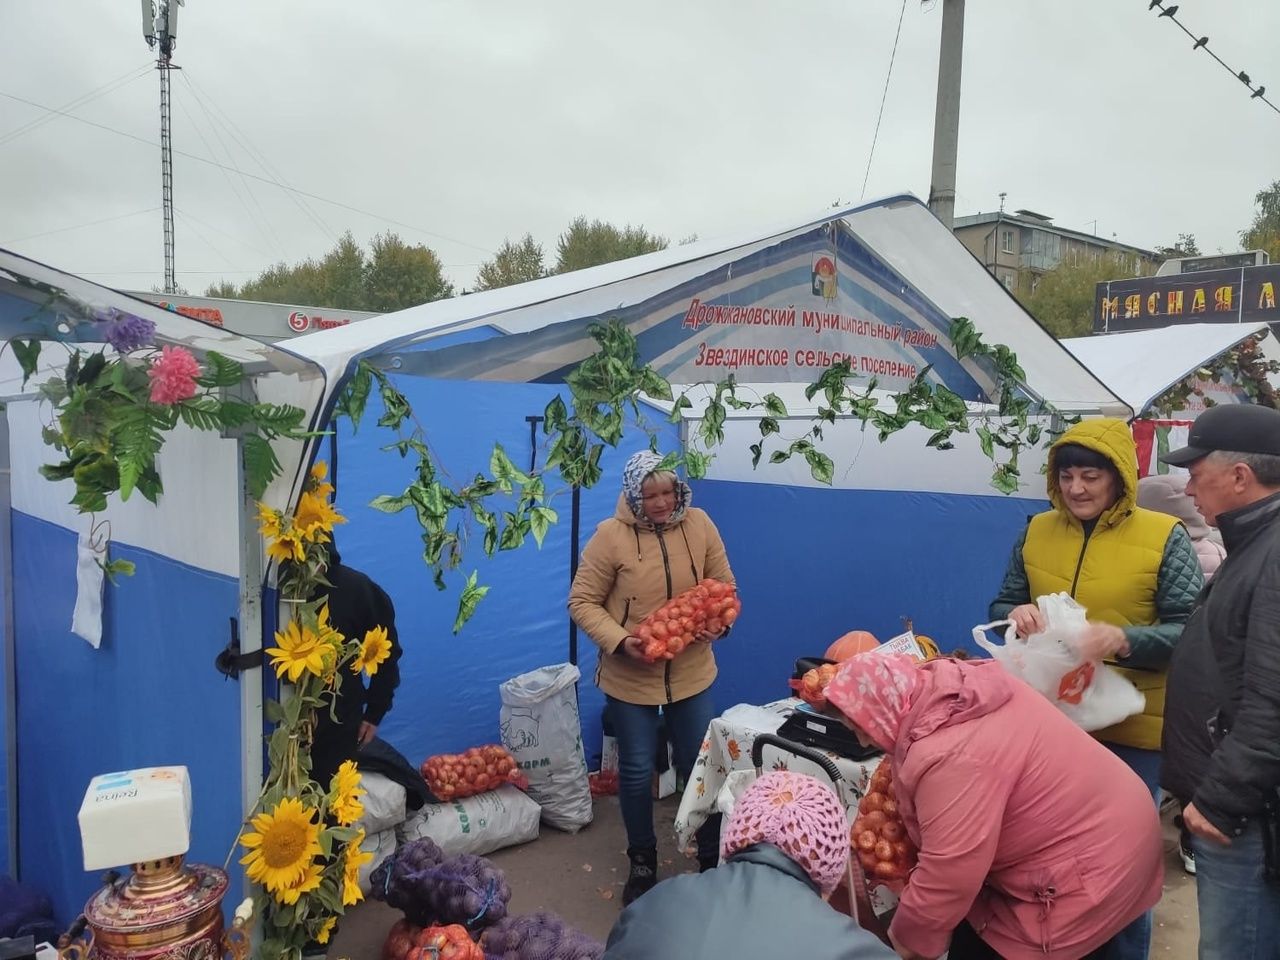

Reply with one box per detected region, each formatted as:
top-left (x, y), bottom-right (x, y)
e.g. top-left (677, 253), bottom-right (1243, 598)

top-left (1241, 179), bottom-right (1280, 263)
top-left (1150, 333), bottom-right (1280, 415)
top-left (206, 230), bottom-right (453, 311)
top-left (475, 234), bottom-right (546, 291)
top-left (334, 315), bottom-right (1049, 630)
top-left (36, 344), bottom-right (310, 543)
top-left (1015, 250), bottom-right (1153, 339)
top-left (1155, 232), bottom-right (1202, 260)
top-left (554, 216), bottom-right (668, 273)
top-left (13, 339), bottom-right (41, 386)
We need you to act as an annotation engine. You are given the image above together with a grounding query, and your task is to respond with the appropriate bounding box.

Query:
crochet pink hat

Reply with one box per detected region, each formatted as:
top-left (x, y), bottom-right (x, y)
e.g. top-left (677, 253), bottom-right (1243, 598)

top-left (720, 771), bottom-right (849, 895)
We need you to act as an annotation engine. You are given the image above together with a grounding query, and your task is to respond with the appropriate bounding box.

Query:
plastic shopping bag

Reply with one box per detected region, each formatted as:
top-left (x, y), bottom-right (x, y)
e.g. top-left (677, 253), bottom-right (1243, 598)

top-left (971, 592), bottom-right (1145, 731)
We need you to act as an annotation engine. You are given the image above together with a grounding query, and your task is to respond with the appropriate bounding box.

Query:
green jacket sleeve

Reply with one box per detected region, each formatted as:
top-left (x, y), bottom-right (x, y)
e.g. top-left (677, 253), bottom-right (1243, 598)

top-left (1119, 524), bottom-right (1204, 671)
top-left (989, 529), bottom-right (1030, 621)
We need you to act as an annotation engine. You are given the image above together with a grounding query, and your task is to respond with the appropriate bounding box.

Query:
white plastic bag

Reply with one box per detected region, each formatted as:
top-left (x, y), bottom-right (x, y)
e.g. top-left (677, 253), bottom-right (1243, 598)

top-left (356, 772), bottom-right (408, 835)
top-left (972, 593), bottom-right (1145, 732)
top-left (358, 827), bottom-right (398, 895)
top-left (499, 663), bottom-right (594, 832)
top-left (395, 784), bottom-right (540, 857)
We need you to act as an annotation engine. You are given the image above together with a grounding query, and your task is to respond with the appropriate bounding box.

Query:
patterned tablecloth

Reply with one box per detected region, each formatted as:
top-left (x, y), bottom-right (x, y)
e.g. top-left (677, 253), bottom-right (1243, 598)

top-left (673, 697), bottom-right (884, 849)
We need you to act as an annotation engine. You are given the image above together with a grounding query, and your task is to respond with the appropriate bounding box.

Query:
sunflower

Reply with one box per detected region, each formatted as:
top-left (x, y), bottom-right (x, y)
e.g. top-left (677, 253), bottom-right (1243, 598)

top-left (314, 605), bottom-right (345, 683)
top-left (309, 462), bottom-right (335, 500)
top-left (256, 502), bottom-right (282, 540)
top-left (265, 530), bottom-right (306, 565)
top-left (239, 797), bottom-right (322, 896)
top-left (293, 491), bottom-right (345, 543)
top-left (315, 917), bottom-right (337, 945)
top-left (329, 760), bottom-right (365, 827)
top-left (341, 829), bottom-right (374, 906)
top-left (274, 860), bottom-right (323, 906)
top-left (351, 625), bottom-right (392, 677)
top-left (265, 620), bottom-right (328, 683)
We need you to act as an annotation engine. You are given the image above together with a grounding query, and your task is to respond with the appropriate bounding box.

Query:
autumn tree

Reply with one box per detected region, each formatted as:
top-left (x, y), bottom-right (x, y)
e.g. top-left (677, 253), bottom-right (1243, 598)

top-left (206, 231), bottom-right (452, 311)
top-left (364, 232), bottom-right (453, 310)
top-left (1241, 180), bottom-right (1280, 262)
top-left (474, 234), bottom-right (545, 291)
top-left (554, 217), bottom-right (668, 273)
top-left (1155, 233), bottom-right (1201, 260)
top-left (1016, 251), bottom-right (1152, 339)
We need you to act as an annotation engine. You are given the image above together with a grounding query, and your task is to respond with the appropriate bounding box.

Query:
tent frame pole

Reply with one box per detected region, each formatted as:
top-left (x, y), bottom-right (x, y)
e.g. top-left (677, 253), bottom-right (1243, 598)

top-left (0, 413), bottom-right (16, 877)
top-left (234, 435), bottom-right (265, 900)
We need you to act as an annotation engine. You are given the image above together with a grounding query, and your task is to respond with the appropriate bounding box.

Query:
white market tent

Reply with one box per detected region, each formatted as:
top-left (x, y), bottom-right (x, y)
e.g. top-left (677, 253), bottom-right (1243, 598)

top-left (0, 193), bottom-right (1126, 924)
top-left (1061, 322), bottom-right (1276, 418)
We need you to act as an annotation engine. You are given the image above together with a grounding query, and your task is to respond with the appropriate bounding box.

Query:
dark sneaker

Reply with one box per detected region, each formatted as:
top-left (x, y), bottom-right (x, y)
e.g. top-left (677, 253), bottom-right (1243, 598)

top-left (622, 847), bottom-right (658, 905)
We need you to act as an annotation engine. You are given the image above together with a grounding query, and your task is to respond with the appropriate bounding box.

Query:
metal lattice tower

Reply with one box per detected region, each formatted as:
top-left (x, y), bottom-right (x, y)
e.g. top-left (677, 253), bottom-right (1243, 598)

top-left (141, 1), bottom-right (180, 293)
top-left (158, 56), bottom-right (175, 293)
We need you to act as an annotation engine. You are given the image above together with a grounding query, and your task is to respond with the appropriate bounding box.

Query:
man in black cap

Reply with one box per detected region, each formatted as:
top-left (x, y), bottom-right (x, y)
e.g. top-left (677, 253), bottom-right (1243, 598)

top-left (1160, 403), bottom-right (1280, 957)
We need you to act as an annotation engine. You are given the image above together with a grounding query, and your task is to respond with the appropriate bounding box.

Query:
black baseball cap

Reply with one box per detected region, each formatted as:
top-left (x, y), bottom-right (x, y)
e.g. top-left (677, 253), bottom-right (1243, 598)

top-left (1160, 404), bottom-right (1280, 467)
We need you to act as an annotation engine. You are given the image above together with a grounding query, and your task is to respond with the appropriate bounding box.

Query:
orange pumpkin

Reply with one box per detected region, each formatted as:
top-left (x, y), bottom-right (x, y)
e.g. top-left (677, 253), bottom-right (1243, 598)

top-left (825, 630), bottom-right (880, 661)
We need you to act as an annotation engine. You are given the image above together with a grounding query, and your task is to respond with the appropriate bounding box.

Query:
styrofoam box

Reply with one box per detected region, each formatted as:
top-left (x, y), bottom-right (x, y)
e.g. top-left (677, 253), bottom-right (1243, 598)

top-left (78, 766), bottom-right (192, 870)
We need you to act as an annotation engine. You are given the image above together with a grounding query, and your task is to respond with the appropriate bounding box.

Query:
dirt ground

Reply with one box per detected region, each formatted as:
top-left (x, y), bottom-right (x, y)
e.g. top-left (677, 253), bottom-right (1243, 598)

top-left (331, 796), bottom-right (1199, 958)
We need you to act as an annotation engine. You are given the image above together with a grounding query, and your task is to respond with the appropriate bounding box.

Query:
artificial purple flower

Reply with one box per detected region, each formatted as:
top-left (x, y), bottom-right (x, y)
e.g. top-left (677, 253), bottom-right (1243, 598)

top-left (102, 312), bottom-right (156, 354)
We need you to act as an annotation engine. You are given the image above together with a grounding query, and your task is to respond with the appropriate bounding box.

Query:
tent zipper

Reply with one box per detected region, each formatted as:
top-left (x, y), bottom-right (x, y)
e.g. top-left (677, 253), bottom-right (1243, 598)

top-left (656, 529), bottom-right (674, 702)
top-left (1068, 526), bottom-right (1094, 597)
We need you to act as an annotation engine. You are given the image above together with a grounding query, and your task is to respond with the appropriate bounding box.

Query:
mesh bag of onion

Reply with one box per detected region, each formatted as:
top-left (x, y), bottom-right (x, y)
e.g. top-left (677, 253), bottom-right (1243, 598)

top-left (481, 911), bottom-right (605, 960)
top-left (851, 762), bottom-right (916, 892)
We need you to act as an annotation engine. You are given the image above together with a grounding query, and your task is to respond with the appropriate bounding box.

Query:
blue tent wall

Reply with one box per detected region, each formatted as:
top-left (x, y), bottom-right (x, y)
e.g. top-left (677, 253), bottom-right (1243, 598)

top-left (12, 513), bottom-right (243, 925)
top-left (333, 376), bottom-right (680, 771)
top-left (332, 372), bottom-right (1050, 770)
top-left (695, 480), bottom-right (1046, 708)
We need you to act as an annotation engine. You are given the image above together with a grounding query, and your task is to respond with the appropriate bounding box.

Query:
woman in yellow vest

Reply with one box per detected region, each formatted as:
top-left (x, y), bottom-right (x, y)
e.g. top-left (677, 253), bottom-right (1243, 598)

top-left (989, 418), bottom-right (1202, 960)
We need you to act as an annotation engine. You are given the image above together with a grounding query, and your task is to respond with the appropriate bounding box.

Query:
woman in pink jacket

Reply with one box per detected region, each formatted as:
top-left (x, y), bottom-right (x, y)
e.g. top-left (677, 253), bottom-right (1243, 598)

top-left (825, 654), bottom-right (1163, 960)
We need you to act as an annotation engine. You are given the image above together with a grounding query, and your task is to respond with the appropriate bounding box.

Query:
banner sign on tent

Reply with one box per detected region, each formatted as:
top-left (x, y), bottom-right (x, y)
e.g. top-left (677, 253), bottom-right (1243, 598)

top-left (1094, 264), bottom-right (1280, 334)
top-left (392, 223), bottom-right (998, 403)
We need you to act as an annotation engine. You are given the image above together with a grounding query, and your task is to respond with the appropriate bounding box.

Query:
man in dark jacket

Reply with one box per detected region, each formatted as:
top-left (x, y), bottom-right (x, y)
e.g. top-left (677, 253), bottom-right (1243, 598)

top-left (309, 542), bottom-right (403, 787)
top-left (604, 771), bottom-right (894, 960)
top-left (1160, 403), bottom-right (1280, 958)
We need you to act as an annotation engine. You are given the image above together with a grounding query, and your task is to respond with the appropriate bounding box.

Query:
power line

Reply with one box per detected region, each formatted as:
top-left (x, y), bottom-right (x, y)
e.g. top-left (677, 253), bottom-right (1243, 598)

top-left (0, 63), bottom-right (153, 148)
top-left (861, 0), bottom-right (909, 200)
top-left (1, 207), bottom-right (160, 245)
top-left (0, 87), bottom-right (497, 256)
top-left (175, 209), bottom-right (238, 269)
top-left (174, 91), bottom-right (285, 258)
top-left (181, 71), bottom-right (337, 244)
top-left (173, 205), bottom-right (276, 260)
top-left (1145, 1), bottom-right (1279, 117)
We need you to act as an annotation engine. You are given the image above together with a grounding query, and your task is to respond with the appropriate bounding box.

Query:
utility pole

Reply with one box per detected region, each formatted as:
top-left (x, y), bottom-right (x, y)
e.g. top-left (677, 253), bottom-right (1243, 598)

top-left (927, 0), bottom-right (965, 230)
top-left (140, 0), bottom-right (181, 294)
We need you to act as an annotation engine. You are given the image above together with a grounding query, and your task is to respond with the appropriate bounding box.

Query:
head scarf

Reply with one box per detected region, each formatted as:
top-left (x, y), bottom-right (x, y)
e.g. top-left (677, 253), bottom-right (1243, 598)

top-left (824, 653), bottom-right (922, 753)
top-left (720, 771), bottom-right (849, 895)
top-left (621, 450), bottom-right (691, 528)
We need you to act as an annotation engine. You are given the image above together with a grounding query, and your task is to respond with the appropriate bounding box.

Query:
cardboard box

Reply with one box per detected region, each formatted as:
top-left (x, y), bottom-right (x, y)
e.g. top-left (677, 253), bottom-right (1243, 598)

top-left (77, 766), bottom-right (192, 870)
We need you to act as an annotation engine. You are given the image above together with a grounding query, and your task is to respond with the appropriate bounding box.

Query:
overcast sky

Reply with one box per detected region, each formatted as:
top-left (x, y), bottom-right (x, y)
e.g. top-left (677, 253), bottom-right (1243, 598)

top-left (1, 0), bottom-right (1277, 298)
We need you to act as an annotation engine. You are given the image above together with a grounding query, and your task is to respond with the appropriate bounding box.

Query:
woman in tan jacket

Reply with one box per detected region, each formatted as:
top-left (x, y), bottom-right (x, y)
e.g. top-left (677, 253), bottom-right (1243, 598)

top-left (569, 450), bottom-right (735, 905)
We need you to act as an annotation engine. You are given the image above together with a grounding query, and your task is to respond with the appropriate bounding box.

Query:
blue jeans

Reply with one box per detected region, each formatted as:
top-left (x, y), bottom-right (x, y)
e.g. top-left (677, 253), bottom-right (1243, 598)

top-left (1192, 821), bottom-right (1280, 960)
top-left (1101, 744), bottom-right (1162, 960)
top-left (608, 688), bottom-right (718, 858)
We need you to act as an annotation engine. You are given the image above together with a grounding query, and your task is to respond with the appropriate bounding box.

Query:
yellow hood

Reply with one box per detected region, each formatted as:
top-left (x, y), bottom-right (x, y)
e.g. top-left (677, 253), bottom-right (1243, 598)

top-left (1045, 418), bottom-right (1139, 522)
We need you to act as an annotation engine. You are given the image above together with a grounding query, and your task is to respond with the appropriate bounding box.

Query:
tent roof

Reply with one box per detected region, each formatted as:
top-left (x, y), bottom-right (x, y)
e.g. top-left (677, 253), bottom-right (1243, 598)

top-left (0, 247), bottom-right (328, 511)
top-left (287, 194), bottom-right (1129, 417)
top-left (0, 194), bottom-right (1131, 516)
top-left (0, 249), bottom-right (317, 377)
top-left (1061, 322), bottom-right (1274, 415)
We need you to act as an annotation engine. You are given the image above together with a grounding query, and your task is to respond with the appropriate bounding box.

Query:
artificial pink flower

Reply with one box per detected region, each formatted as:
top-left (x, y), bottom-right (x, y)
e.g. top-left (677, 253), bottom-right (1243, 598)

top-left (147, 345), bottom-right (201, 405)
